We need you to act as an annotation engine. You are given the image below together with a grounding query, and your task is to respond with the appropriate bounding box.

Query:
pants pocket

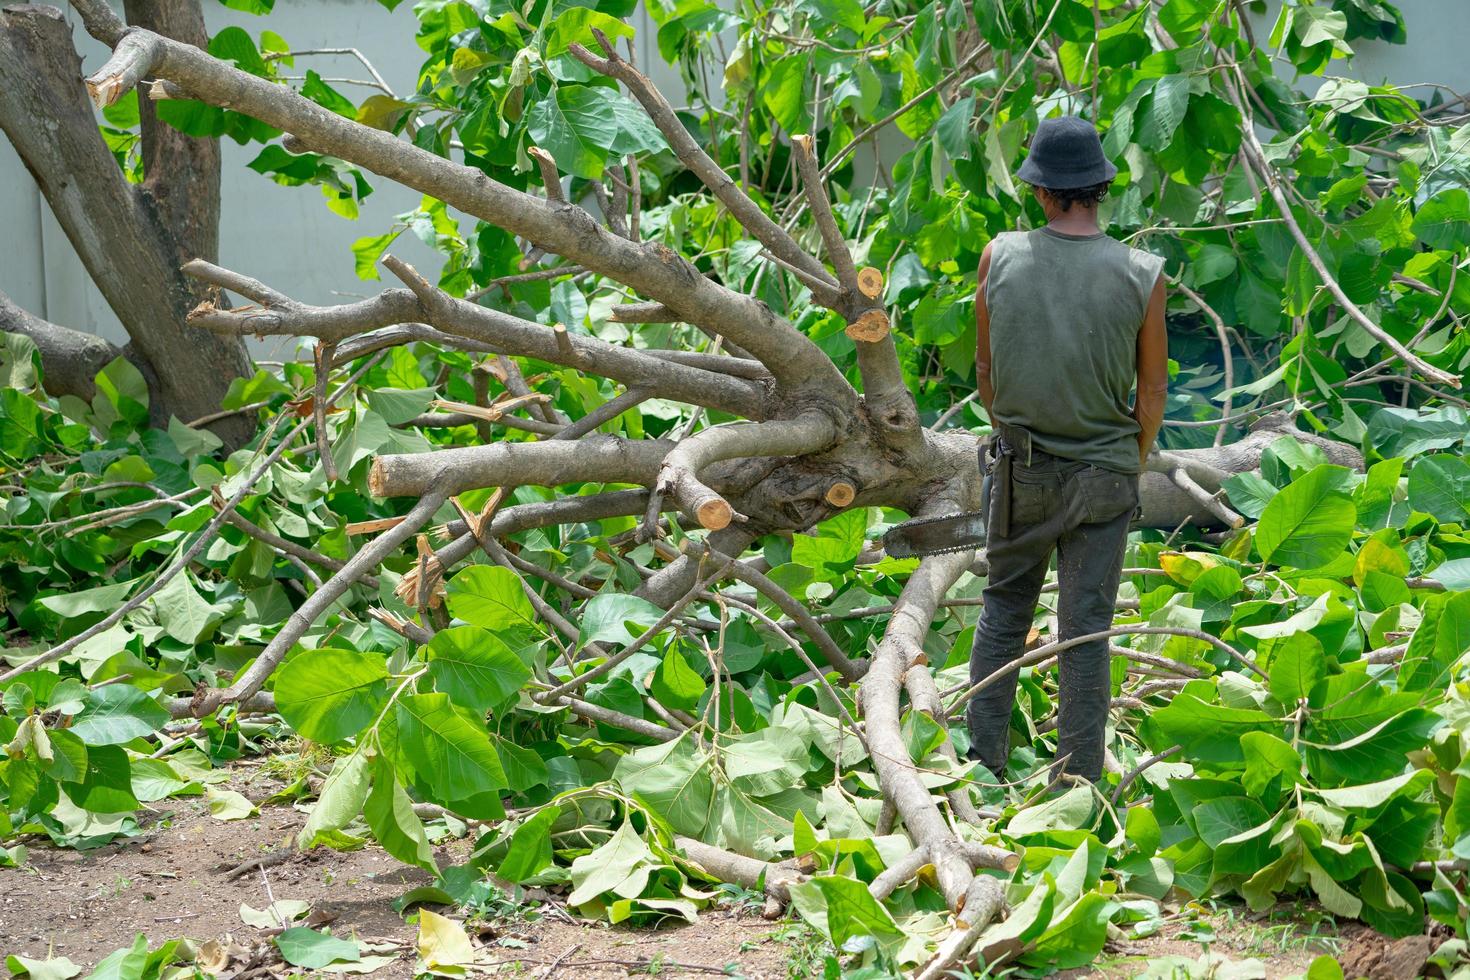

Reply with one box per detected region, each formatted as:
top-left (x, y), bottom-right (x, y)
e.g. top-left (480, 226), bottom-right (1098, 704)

top-left (1073, 468), bottom-right (1138, 524)
top-left (1010, 480), bottom-right (1048, 526)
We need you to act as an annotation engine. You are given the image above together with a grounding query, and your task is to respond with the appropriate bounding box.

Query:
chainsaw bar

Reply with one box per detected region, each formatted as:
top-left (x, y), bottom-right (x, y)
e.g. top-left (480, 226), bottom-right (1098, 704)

top-left (881, 511), bottom-right (986, 559)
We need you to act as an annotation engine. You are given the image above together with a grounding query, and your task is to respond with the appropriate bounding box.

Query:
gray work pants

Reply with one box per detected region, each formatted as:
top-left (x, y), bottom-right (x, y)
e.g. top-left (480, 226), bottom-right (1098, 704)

top-left (966, 448), bottom-right (1137, 783)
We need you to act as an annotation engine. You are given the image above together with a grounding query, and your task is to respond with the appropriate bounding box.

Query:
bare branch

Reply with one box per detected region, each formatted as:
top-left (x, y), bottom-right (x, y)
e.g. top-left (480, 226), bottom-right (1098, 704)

top-left (0, 291), bottom-right (125, 401)
top-left (74, 21), bottom-right (848, 393)
top-left (791, 134), bottom-right (859, 297)
top-left (527, 146), bottom-right (564, 202)
top-left (370, 435), bottom-right (671, 499)
top-left (655, 412), bottom-right (838, 530)
top-left (568, 33), bottom-right (835, 291)
top-left (1225, 65), bottom-right (1458, 387)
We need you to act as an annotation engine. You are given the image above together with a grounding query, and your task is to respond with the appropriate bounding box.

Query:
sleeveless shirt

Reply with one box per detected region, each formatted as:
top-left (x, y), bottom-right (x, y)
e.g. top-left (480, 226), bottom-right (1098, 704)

top-left (984, 228), bottom-right (1165, 475)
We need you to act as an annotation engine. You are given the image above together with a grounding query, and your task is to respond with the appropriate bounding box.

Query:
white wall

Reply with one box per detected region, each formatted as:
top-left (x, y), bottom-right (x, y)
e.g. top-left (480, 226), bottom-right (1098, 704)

top-left (1, 0), bottom-right (1465, 357)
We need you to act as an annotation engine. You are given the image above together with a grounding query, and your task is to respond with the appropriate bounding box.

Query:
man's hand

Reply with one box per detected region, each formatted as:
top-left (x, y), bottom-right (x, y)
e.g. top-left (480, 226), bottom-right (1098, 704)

top-left (1133, 275), bottom-right (1169, 468)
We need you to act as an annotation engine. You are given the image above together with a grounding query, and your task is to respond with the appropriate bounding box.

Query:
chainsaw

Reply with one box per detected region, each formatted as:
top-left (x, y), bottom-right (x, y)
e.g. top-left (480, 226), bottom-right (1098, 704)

top-left (881, 510), bottom-right (987, 558)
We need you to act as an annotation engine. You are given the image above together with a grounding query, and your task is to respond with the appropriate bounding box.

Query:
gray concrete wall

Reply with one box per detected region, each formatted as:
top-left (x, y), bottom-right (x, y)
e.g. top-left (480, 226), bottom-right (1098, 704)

top-left (0, 0), bottom-right (1464, 359)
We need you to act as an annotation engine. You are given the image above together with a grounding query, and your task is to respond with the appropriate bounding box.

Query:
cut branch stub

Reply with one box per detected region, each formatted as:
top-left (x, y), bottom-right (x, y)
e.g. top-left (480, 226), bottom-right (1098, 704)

top-left (825, 481), bottom-right (857, 508)
top-left (527, 145), bottom-right (563, 202)
top-left (846, 309), bottom-right (891, 343)
top-left (857, 266), bottom-right (884, 300)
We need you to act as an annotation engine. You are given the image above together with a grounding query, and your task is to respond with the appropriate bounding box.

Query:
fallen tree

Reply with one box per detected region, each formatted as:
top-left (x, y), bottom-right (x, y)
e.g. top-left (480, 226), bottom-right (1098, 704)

top-left (23, 0), bottom-right (1459, 971)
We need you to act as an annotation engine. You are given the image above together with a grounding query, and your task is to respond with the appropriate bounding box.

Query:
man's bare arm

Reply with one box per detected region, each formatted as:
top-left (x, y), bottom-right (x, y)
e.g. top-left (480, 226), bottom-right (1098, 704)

top-left (1133, 275), bottom-right (1169, 468)
top-left (974, 242), bottom-right (995, 418)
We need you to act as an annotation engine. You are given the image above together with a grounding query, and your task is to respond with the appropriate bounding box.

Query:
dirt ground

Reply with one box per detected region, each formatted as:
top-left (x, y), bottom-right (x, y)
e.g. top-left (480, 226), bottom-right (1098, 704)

top-left (0, 762), bottom-right (1407, 978)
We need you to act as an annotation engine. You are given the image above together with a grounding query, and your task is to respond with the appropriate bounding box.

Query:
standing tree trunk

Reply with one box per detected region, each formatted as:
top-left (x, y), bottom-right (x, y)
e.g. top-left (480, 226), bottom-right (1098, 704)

top-left (0, 4), bottom-right (250, 446)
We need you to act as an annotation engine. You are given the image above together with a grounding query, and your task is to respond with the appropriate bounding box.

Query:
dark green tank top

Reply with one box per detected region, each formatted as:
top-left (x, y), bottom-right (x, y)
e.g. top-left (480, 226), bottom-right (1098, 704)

top-left (985, 228), bottom-right (1164, 474)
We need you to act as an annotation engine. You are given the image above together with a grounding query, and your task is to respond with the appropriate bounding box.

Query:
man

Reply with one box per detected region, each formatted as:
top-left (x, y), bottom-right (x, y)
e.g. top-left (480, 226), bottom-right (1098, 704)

top-left (968, 115), bottom-right (1168, 785)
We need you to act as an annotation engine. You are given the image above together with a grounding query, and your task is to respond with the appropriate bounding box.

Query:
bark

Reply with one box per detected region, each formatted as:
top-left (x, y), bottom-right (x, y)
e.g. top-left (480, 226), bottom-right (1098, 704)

top-left (0, 289), bottom-right (127, 401)
top-left (0, 5), bottom-right (250, 442)
top-left (124, 0), bottom-right (220, 270)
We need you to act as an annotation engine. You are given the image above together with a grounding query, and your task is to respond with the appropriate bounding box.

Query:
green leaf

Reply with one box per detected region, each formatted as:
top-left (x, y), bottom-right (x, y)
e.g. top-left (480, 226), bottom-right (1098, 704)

top-left (650, 647), bottom-right (705, 712)
top-left (567, 820), bottom-right (655, 907)
top-left (298, 749), bottom-right (371, 847)
top-left (1137, 74), bottom-right (1191, 150)
top-left (394, 693), bottom-right (507, 804)
top-left (445, 566), bottom-right (539, 634)
top-left (81, 936), bottom-right (148, 980)
top-left (364, 387), bottom-right (436, 425)
top-left (1412, 188), bottom-right (1470, 249)
top-left (544, 8), bottom-right (635, 58)
top-left (498, 805), bottom-right (560, 883)
top-left (1265, 632), bottom-right (1327, 707)
top-left (490, 735), bottom-right (548, 793)
top-left (217, 0), bottom-right (275, 14)
top-left (788, 875), bottom-right (905, 952)
top-left (1303, 708), bottom-right (1443, 783)
top-left (1295, 5), bottom-right (1348, 45)
top-left (1399, 591), bottom-right (1470, 692)
top-left (1241, 731), bottom-right (1304, 798)
top-left (274, 649), bottom-right (389, 744)
top-left (60, 743), bottom-right (137, 814)
top-left (1192, 796), bottom-right (1270, 848)
top-left (426, 626), bottom-right (531, 713)
top-left (69, 686), bottom-right (168, 746)
top-left (1256, 465), bottom-right (1356, 568)
top-left (1407, 454), bottom-right (1470, 524)
top-left (614, 734), bottom-right (714, 836)
top-left (578, 592), bottom-right (665, 647)
top-left (351, 230), bottom-right (402, 281)
top-left (4, 953), bottom-right (81, 980)
top-left (527, 85), bottom-right (667, 180)
top-left (1142, 694), bottom-right (1279, 765)
top-left (274, 928), bottom-right (361, 969)
top-left (207, 788), bottom-right (258, 822)
top-left (365, 757), bottom-right (436, 873)
top-left (791, 509), bottom-right (868, 569)
top-left (1007, 786), bottom-right (1094, 835)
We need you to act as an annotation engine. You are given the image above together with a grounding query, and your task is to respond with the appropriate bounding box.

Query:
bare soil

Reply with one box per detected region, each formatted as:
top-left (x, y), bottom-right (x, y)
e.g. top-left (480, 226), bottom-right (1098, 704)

top-left (0, 761), bottom-right (1406, 979)
top-left (0, 763), bottom-right (790, 978)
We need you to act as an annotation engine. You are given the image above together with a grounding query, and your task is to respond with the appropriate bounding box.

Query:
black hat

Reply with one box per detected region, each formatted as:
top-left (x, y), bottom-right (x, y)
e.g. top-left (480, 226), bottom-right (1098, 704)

top-left (1016, 115), bottom-right (1118, 189)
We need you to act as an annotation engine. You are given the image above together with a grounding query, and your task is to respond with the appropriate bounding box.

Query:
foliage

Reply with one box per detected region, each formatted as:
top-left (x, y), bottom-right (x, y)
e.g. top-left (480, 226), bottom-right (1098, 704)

top-left (3, 0), bottom-right (1470, 972)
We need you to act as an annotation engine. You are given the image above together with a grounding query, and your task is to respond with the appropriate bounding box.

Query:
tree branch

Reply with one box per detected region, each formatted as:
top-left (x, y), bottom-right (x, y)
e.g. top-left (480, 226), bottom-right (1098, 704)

top-left (655, 412), bottom-right (838, 530)
top-left (370, 436), bottom-right (670, 499)
top-left (0, 291), bottom-right (126, 401)
top-left (76, 17), bottom-right (849, 395)
top-left (568, 32), bottom-right (835, 292)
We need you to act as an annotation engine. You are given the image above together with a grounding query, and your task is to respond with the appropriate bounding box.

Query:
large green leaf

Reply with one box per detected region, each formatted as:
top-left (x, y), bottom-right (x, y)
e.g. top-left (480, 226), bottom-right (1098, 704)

top-left (426, 626), bottom-right (531, 713)
top-left (613, 734), bottom-right (714, 836)
top-left (394, 693), bottom-right (507, 804)
top-left (1256, 465), bottom-right (1356, 568)
top-left (1412, 188), bottom-right (1470, 249)
top-left (567, 820), bottom-right (656, 907)
top-left (1142, 694), bottom-right (1280, 764)
top-left (69, 686), bottom-right (168, 746)
top-left (365, 757), bottom-right (436, 873)
top-left (526, 85), bottom-right (666, 180)
top-left (445, 566), bottom-right (539, 634)
top-left (298, 748), bottom-right (371, 847)
top-left (578, 593), bottom-right (665, 647)
top-left (1406, 454), bottom-right (1470, 523)
top-left (274, 649), bottom-right (389, 743)
top-left (498, 805), bottom-right (560, 883)
top-left (788, 875), bottom-right (906, 953)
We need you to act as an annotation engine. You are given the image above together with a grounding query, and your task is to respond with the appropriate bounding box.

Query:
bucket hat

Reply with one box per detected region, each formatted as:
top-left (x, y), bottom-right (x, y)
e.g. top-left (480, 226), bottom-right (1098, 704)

top-left (1016, 115), bottom-right (1118, 189)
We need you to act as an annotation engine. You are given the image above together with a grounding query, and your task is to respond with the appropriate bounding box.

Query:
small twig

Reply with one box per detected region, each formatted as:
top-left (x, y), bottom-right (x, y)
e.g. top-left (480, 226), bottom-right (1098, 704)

top-left (1110, 745), bottom-right (1184, 805)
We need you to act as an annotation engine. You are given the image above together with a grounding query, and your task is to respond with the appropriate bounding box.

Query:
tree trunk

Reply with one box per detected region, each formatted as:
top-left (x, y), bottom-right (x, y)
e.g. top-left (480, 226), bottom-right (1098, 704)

top-left (0, 4), bottom-right (250, 444)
